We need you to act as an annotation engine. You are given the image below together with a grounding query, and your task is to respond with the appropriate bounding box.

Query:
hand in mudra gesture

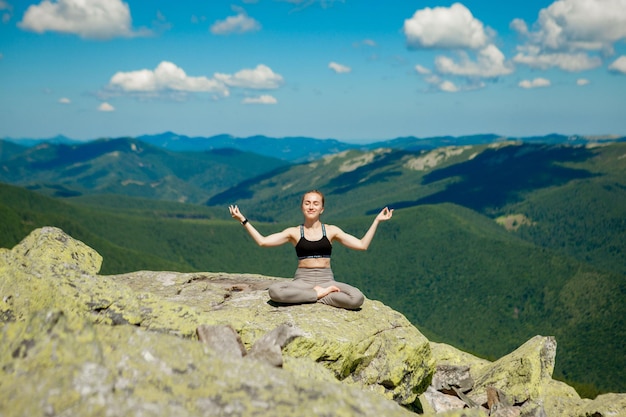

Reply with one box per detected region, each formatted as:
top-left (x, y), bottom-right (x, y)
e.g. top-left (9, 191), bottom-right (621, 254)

top-left (376, 207), bottom-right (394, 222)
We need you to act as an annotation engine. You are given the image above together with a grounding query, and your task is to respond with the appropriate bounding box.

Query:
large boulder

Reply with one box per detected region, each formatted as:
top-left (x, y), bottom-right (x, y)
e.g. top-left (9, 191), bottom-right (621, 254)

top-left (0, 227), bottom-right (432, 414)
top-left (0, 309), bottom-right (416, 417)
top-left (2, 227), bottom-right (625, 417)
top-left (425, 336), bottom-right (626, 417)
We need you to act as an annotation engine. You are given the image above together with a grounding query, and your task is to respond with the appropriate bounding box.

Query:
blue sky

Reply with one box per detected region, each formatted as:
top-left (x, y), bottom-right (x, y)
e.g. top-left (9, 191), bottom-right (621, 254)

top-left (1, 0), bottom-right (625, 142)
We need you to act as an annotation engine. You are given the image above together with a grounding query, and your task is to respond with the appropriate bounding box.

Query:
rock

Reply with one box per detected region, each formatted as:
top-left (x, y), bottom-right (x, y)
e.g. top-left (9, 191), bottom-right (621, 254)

top-left (430, 341), bottom-right (492, 378)
top-left (0, 309), bottom-right (417, 417)
top-left (431, 364), bottom-right (474, 393)
top-left (246, 322), bottom-right (305, 366)
top-left (196, 322), bottom-right (304, 367)
top-left (0, 227), bottom-right (433, 410)
top-left (422, 386), bottom-right (468, 413)
top-left (429, 337), bottom-right (626, 417)
top-left (574, 393), bottom-right (626, 417)
top-left (2, 227), bottom-right (626, 417)
top-left (470, 335), bottom-right (557, 405)
top-left (0, 226), bottom-right (142, 326)
top-left (196, 324), bottom-right (247, 359)
top-left (106, 272), bottom-right (434, 406)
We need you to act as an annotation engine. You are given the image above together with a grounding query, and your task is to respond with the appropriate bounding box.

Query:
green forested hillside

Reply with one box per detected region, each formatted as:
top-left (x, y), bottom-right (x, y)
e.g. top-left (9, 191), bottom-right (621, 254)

top-left (0, 140), bottom-right (27, 161)
top-left (0, 137), bottom-right (287, 203)
top-left (2, 141), bottom-right (625, 397)
top-left (1, 181), bottom-right (624, 396)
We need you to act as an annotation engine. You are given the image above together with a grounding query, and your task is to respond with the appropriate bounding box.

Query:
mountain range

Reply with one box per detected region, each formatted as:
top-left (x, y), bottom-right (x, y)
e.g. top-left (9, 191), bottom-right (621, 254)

top-left (4, 131), bottom-right (625, 162)
top-left (1, 132), bottom-right (625, 396)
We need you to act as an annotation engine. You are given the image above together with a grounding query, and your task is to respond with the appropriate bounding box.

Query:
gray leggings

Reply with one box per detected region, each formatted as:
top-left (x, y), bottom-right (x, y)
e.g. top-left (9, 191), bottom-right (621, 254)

top-left (268, 268), bottom-right (365, 310)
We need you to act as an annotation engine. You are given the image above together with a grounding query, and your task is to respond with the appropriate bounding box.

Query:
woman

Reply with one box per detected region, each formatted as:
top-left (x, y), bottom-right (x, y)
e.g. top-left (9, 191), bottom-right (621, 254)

top-left (228, 190), bottom-right (393, 310)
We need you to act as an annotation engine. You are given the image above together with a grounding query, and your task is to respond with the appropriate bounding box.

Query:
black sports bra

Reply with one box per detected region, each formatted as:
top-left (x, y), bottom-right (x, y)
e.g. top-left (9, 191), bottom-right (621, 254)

top-left (295, 224), bottom-right (332, 260)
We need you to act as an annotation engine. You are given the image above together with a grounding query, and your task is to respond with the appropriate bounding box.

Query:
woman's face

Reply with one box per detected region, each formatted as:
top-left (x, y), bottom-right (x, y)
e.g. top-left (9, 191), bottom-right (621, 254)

top-left (301, 192), bottom-right (324, 219)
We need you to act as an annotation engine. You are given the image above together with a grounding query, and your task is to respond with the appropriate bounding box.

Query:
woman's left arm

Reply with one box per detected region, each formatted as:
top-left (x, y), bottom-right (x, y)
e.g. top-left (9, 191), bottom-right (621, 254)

top-left (332, 207), bottom-right (393, 251)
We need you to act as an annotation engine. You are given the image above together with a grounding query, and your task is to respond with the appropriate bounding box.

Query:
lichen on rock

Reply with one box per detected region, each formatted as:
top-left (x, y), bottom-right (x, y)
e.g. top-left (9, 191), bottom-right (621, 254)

top-left (1, 227), bottom-right (625, 417)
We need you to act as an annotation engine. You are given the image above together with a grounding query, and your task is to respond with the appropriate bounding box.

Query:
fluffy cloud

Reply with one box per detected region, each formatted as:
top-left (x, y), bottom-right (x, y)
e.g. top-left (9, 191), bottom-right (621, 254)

top-left (210, 10), bottom-right (260, 35)
top-left (513, 47), bottom-right (602, 71)
top-left (528, 0), bottom-right (626, 52)
top-left (58, 97), bottom-right (71, 104)
top-left (512, 0), bottom-right (626, 71)
top-left (422, 74), bottom-right (485, 93)
top-left (108, 61), bottom-right (229, 97)
top-left (405, 3), bottom-right (510, 89)
top-left (518, 78), bottom-right (551, 89)
top-left (98, 102), bottom-right (115, 112)
top-left (214, 64), bottom-right (284, 89)
top-left (242, 95), bottom-right (277, 104)
top-left (105, 62), bottom-right (283, 100)
top-left (328, 62), bottom-right (351, 73)
top-left (18, 0), bottom-right (144, 39)
top-left (435, 44), bottom-right (513, 77)
top-left (403, 3), bottom-right (489, 49)
top-left (414, 65), bottom-right (431, 75)
top-left (608, 55), bottom-right (626, 74)
top-left (576, 78), bottom-right (590, 85)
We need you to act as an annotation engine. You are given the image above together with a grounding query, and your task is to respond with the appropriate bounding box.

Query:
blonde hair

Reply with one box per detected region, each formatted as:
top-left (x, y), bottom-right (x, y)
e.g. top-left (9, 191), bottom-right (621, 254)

top-left (301, 190), bottom-right (325, 207)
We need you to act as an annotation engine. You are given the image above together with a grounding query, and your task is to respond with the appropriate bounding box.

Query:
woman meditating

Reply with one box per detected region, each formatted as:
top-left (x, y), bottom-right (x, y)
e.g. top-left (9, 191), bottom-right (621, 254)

top-left (228, 190), bottom-right (393, 310)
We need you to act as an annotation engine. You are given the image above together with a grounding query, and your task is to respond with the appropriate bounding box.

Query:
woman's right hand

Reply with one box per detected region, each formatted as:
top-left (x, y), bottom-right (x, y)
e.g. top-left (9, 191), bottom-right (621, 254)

top-left (229, 205), bottom-right (245, 222)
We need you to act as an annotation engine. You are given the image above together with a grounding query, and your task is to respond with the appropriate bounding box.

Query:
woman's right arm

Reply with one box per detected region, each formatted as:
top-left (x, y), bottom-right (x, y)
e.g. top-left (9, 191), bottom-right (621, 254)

top-left (229, 205), bottom-right (294, 247)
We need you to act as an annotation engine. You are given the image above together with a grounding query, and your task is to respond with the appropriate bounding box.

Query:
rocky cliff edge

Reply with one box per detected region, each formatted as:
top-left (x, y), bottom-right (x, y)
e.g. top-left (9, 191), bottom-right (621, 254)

top-left (0, 227), bottom-right (624, 417)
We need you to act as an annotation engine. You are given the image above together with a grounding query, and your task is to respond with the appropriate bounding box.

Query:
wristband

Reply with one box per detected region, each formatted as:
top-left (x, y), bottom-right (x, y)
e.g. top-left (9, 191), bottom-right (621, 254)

top-left (241, 219), bottom-right (248, 226)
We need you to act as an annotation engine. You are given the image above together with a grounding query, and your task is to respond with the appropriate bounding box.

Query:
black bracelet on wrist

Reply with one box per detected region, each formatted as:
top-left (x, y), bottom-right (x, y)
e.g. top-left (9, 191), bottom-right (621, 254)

top-left (241, 218), bottom-right (248, 226)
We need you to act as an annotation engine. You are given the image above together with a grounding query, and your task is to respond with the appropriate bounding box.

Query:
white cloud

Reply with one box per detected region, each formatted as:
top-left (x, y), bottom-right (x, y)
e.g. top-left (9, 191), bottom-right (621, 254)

top-left (529, 0), bottom-right (626, 53)
top-left (104, 62), bottom-right (284, 101)
top-left (422, 74), bottom-right (484, 93)
top-left (510, 18), bottom-right (528, 35)
top-left (18, 0), bottom-right (145, 39)
top-left (58, 97), bottom-right (71, 104)
top-left (279, 0), bottom-right (344, 12)
top-left (403, 3), bottom-right (489, 50)
top-left (608, 55), bottom-right (626, 74)
top-left (98, 102), bottom-right (115, 112)
top-left (576, 78), bottom-right (590, 85)
top-left (362, 39), bottom-right (376, 47)
top-left (513, 47), bottom-right (602, 71)
top-left (518, 78), bottom-right (551, 89)
top-left (435, 44), bottom-right (514, 77)
top-left (414, 64), bottom-right (431, 75)
top-left (328, 61), bottom-right (351, 74)
top-left (242, 95), bottom-right (277, 104)
top-left (439, 80), bottom-right (460, 92)
top-left (405, 3), bottom-right (511, 89)
top-left (214, 64), bottom-right (283, 89)
top-left (512, 0), bottom-right (626, 71)
top-left (107, 61), bottom-right (229, 97)
top-left (210, 10), bottom-right (260, 35)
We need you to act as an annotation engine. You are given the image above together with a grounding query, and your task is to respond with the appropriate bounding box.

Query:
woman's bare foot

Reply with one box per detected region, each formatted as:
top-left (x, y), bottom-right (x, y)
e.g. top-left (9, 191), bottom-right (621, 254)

top-left (314, 285), bottom-right (341, 299)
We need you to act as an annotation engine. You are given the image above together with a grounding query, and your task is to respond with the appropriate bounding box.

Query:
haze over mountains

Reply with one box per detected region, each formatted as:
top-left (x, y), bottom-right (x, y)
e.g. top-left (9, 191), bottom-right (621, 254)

top-left (4, 131), bottom-right (625, 162)
top-left (1, 132), bottom-right (625, 396)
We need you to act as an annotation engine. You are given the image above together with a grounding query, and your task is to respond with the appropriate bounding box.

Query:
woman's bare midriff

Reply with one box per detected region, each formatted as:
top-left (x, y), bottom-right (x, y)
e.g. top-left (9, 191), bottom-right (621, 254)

top-left (298, 258), bottom-right (331, 269)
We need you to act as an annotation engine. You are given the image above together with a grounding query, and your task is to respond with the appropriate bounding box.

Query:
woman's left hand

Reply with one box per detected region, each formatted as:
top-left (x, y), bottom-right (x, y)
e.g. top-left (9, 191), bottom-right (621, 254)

top-left (376, 207), bottom-right (394, 222)
top-left (229, 205), bottom-right (246, 222)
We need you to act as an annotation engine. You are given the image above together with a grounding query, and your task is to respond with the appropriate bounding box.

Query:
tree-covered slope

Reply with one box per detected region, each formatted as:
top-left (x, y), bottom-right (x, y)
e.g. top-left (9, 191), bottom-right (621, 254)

top-left (1, 182), bottom-right (624, 395)
top-left (2, 141), bottom-right (625, 396)
top-left (0, 137), bottom-right (287, 203)
top-left (0, 139), bottom-right (27, 161)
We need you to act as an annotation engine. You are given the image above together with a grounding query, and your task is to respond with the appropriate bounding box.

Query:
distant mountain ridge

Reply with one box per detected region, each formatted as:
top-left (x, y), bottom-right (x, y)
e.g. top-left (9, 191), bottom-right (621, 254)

top-left (0, 137), bottom-right (288, 203)
top-left (4, 131), bottom-right (625, 163)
